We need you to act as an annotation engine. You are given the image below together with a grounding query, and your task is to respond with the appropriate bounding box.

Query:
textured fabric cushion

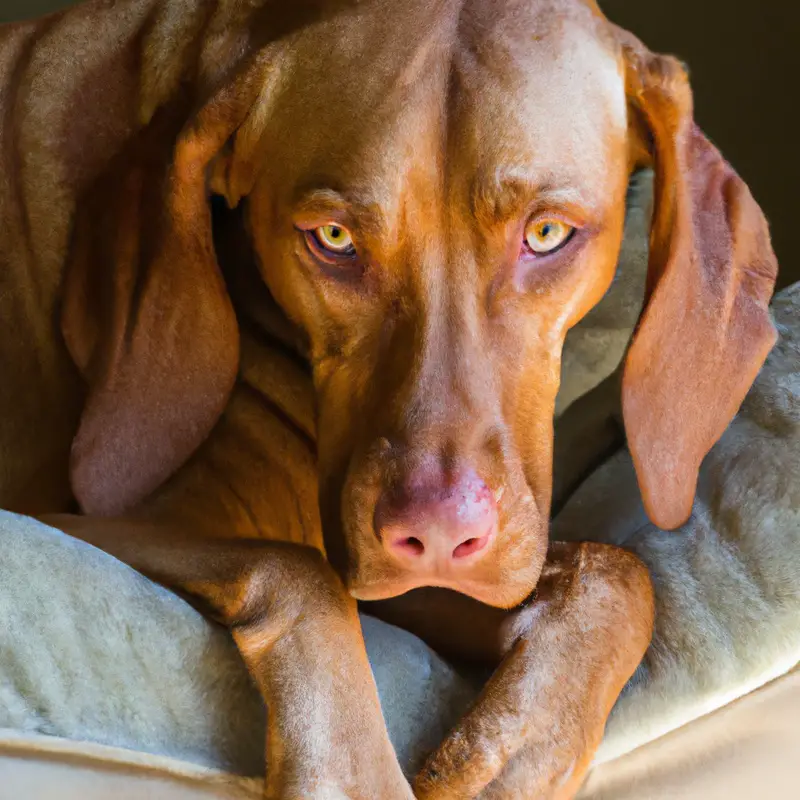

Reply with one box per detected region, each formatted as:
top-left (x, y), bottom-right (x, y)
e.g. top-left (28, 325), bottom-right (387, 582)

top-left (579, 666), bottom-right (800, 799)
top-left (2, 667), bottom-right (798, 800)
top-left (0, 511), bottom-right (477, 778)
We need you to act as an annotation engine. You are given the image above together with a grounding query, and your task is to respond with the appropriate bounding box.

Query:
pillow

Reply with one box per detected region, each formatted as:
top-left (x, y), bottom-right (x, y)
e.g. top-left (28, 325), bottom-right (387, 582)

top-left (0, 511), bottom-right (477, 778)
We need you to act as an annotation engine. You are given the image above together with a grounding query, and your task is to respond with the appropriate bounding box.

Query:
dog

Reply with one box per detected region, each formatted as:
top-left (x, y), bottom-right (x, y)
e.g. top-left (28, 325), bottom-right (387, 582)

top-left (0, 0), bottom-right (778, 796)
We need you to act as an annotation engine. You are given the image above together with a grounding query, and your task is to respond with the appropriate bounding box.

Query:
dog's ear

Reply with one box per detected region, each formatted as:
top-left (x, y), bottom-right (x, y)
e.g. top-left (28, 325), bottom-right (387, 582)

top-left (618, 35), bottom-right (778, 529)
top-left (62, 60), bottom-right (266, 516)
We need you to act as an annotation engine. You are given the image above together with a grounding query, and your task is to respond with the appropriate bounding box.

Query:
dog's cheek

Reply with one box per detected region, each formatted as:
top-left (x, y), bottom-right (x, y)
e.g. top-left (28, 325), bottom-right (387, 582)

top-left (506, 346), bottom-right (562, 510)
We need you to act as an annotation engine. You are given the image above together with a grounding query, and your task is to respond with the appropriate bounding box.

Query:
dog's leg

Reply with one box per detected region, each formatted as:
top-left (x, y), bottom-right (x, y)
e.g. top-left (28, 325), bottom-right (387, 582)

top-left (376, 543), bottom-right (653, 800)
top-left (41, 514), bottom-right (413, 800)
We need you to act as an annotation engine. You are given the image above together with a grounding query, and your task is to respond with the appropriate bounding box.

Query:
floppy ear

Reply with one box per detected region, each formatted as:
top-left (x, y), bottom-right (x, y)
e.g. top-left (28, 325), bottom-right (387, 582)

top-left (619, 37), bottom-right (778, 530)
top-left (62, 62), bottom-right (265, 516)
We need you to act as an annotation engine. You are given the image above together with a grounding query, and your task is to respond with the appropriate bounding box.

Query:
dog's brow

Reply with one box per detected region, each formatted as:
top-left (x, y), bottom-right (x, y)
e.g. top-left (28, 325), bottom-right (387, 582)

top-left (471, 172), bottom-right (593, 227)
top-left (293, 188), bottom-right (387, 237)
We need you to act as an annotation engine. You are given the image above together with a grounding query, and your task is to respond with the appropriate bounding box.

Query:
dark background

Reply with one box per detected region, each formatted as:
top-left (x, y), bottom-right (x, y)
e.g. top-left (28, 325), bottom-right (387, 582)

top-left (2, 0), bottom-right (797, 287)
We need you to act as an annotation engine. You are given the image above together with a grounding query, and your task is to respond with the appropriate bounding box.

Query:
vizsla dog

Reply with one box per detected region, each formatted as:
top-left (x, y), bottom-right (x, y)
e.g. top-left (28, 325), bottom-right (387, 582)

top-left (0, 0), bottom-right (779, 797)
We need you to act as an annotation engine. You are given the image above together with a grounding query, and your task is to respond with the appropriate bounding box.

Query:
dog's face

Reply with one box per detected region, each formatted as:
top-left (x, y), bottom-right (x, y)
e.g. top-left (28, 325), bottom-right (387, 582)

top-left (65, 0), bottom-right (777, 608)
top-left (244, 1), bottom-right (630, 606)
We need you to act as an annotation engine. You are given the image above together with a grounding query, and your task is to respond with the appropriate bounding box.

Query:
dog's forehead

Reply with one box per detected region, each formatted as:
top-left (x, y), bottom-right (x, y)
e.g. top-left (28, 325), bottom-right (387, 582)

top-left (451, 4), bottom-right (627, 201)
top-left (265, 0), bottom-right (625, 212)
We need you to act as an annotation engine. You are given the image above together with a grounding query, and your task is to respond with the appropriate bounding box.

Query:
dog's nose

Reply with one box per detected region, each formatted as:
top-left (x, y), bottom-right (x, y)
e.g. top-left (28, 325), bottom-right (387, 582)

top-left (377, 470), bottom-right (498, 570)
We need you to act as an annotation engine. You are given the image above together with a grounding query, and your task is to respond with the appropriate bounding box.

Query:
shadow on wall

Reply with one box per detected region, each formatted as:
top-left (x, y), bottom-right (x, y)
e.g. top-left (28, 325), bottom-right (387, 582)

top-left (2, 0), bottom-right (796, 289)
top-left (1, 0), bottom-right (76, 21)
top-left (599, 0), bottom-right (798, 290)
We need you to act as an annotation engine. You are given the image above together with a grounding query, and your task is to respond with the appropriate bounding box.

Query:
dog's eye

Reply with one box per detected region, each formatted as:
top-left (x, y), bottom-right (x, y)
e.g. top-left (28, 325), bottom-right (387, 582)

top-left (310, 224), bottom-right (356, 257)
top-left (524, 218), bottom-right (574, 255)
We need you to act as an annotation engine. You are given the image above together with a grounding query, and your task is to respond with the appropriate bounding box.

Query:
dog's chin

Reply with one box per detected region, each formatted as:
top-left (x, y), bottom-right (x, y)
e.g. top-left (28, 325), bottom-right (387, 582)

top-left (346, 564), bottom-right (544, 609)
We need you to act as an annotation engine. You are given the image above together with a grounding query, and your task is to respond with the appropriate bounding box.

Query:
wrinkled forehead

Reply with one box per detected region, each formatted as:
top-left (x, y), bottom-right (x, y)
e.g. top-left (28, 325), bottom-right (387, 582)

top-left (262, 0), bottom-right (626, 209)
top-left (451, 4), bottom-right (628, 202)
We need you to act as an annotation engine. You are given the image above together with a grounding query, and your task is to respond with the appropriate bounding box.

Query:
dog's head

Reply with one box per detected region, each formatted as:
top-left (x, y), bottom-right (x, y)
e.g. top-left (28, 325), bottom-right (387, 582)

top-left (63, 0), bottom-right (777, 608)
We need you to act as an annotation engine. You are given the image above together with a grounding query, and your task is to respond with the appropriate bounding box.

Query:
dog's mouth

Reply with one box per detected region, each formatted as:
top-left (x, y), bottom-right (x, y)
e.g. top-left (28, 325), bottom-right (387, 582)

top-left (342, 526), bottom-right (548, 609)
top-left (349, 577), bottom-right (537, 609)
top-left (346, 563), bottom-right (544, 608)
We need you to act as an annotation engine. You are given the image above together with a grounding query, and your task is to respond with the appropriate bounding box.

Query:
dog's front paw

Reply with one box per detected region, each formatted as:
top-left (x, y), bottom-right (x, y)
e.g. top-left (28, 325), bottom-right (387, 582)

top-left (414, 542), bottom-right (653, 799)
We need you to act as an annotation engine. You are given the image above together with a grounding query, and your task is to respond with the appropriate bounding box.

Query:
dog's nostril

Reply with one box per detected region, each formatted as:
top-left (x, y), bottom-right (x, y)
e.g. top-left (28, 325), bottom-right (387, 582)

top-left (452, 533), bottom-right (490, 559)
top-left (397, 536), bottom-right (425, 557)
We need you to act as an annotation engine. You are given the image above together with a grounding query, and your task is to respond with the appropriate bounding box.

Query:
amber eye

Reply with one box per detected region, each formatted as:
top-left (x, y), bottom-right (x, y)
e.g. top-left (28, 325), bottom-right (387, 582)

top-left (524, 218), bottom-right (574, 255)
top-left (310, 224), bottom-right (356, 257)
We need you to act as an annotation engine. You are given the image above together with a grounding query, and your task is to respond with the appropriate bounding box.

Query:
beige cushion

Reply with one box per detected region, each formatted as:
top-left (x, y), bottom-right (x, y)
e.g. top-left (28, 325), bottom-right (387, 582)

top-left (579, 667), bottom-right (800, 799)
top-left (0, 512), bottom-right (476, 780)
top-left (3, 667), bottom-right (798, 799)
